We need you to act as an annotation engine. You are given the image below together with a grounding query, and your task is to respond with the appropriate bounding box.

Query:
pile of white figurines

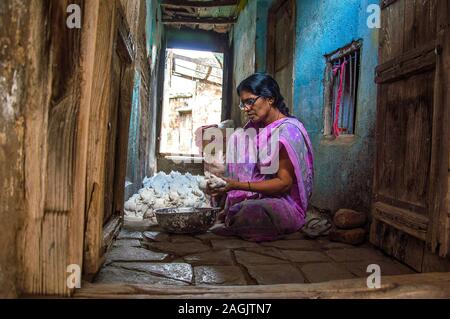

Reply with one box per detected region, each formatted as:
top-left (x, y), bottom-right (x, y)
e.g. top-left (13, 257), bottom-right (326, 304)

top-left (123, 171), bottom-right (227, 221)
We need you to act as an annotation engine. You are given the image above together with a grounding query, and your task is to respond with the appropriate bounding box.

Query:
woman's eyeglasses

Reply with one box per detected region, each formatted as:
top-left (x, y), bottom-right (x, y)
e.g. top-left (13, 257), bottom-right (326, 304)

top-left (239, 96), bottom-right (262, 110)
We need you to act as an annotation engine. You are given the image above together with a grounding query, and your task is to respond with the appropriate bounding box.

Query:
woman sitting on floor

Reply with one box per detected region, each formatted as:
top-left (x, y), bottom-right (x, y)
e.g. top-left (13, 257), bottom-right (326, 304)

top-left (208, 73), bottom-right (314, 242)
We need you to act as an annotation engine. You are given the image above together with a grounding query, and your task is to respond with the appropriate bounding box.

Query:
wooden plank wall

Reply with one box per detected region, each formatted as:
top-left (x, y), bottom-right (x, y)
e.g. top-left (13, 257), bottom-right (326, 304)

top-left (18, 0), bottom-right (87, 296)
top-left (11, 0), bottom-right (152, 296)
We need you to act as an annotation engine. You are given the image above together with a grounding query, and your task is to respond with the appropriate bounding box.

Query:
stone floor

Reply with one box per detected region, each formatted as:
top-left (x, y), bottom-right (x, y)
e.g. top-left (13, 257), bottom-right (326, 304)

top-left (94, 222), bottom-right (416, 286)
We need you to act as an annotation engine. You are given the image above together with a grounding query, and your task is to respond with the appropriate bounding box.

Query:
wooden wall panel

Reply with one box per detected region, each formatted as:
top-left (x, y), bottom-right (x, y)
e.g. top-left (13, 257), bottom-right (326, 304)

top-left (380, 0), bottom-right (405, 64)
top-left (372, 0), bottom-right (450, 271)
top-left (376, 72), bottom-right (433, 210)
top-left (370, 218), bottom-right (425, 272)
top-left (18, 0), bottom-right (90, 297)
top-left (41, 212), bottom-right (68, 295)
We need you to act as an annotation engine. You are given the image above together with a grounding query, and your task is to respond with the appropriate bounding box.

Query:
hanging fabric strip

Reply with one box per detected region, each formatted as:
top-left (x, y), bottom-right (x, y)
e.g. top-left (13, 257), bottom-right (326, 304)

top-left (332, 60), bottom-right (347, 137)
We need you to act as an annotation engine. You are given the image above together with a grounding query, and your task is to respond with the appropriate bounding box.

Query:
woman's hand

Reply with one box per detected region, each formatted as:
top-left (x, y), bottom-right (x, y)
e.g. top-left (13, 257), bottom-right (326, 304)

top-left (207, 178), bottom-right (236, 197)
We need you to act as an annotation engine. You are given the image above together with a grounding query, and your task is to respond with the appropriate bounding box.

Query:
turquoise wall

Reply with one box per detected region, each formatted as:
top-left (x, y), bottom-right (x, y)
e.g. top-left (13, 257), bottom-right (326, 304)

top-left (255, 0), bottom-right (276, 71)
top-left (292, 0), bottom-right (379, 212)
top-left (231, 0), bottom-right (258, 126)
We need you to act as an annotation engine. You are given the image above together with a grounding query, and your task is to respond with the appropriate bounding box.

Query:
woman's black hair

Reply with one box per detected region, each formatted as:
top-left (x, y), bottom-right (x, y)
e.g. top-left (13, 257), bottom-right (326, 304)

top-left (237, 73), bottom-right (291, 117)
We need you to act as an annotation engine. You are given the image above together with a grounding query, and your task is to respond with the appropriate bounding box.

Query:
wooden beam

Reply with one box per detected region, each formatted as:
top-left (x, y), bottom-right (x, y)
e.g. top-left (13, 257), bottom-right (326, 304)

top-left (162, 17), bottom-right (237, 25)
top-left (173, 53), bottom-right (222, 69)
top-left (161, 0), bottom-right (239, 8)
top-left (73, 272), bottom-right (450, 299)
top-left (173, 72), bottom-right (222, 86)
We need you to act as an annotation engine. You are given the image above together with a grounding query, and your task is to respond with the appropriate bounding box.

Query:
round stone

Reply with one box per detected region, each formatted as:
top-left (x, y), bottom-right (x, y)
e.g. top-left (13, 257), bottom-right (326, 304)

top-left (333, 209), bottom-right (367, 229)
top-left (329, 227), bottom-right (366, 245)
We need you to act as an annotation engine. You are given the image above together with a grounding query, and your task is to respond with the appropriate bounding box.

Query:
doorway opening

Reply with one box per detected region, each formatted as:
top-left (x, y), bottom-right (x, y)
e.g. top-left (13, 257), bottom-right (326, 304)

top-left (159, 48), bottom-right (224, 157)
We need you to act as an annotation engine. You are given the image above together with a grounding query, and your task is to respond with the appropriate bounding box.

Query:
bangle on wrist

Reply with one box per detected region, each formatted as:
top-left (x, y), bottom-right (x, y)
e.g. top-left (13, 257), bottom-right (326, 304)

top-left (248, 181), bottom-right (252, 192)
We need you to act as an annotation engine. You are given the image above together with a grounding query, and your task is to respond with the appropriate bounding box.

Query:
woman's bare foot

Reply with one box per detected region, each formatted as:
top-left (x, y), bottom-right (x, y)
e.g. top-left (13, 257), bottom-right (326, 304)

top-left (216, 210), bottom-right (226, 223)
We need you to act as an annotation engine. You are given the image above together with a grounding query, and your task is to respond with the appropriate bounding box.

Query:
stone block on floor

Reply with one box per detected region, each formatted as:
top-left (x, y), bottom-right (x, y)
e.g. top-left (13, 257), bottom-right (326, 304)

top-left (246, 264), bottom-right (306, 285)
top-left (184, 250), bottom-right (234, 266)
top-left (142, 231), bottom-right (170, 242)
top-left (105, 246), bottom-right (168, 264)
top-left (211, 239), bottom-right (260, 250)
top-left (169, 234), bottom-right (203, 243)
top-left (145, 241), bottom-right (210, 256)
top-left (194, 266), bottom-right (247, 285)
top-left (235, 250), bottom-right (288, 266)
top-left (317, 239), bottom-right (355, 250)
top-left (95, 266), bottom-right (188, 285)
top-left (111, 262), bottom-right (193, 283)
top-left (117, 229), bottom-right (144, 240)
top-left (113, 239), bottom-right (142, 248)
top-left (300, 262), bottom-right (355, 283)
top-left (242, 247), bottom-right (287, 260)
top-left (261, 239), bottom-right (321, 250)
top-left (282, 250), bottom-right (331, 263)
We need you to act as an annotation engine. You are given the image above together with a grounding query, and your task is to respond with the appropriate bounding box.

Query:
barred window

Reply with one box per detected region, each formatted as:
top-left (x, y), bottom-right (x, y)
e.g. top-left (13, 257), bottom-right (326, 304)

top-left (324, 41), bottom-right (362, 136)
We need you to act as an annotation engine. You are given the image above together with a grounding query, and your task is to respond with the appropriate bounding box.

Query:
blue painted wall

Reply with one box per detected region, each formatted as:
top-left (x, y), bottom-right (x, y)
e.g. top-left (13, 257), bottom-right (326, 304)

top-left (292, 0), bottom-right (379, 213)
top-left (255, 0), bottom-right (275, 71)
top-left (231, 0), bottom-right (258, 125)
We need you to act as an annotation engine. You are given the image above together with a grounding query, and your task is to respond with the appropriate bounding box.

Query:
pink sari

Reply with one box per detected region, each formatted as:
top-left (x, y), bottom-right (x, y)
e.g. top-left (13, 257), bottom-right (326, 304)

top-left (217, 117), bottom-right (314, 242)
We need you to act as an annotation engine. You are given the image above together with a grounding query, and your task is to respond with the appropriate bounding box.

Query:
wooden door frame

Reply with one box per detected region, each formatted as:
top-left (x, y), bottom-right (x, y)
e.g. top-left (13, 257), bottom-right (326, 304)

top-left (104, 1), bottom-right (135, 252)
top-left (83, 1), bottom-right (135, 281)
top-left (74, 272), bottom-right (450, 298)
top-left (266, 0), bottom-right (296, 111)
top-left (427, 0), bottom-right (450, 257)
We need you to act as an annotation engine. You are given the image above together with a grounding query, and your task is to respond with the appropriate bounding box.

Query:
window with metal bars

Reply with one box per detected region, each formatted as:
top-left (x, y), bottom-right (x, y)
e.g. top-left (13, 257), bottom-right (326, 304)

top-left (324, 41), bottom-right (361, 137)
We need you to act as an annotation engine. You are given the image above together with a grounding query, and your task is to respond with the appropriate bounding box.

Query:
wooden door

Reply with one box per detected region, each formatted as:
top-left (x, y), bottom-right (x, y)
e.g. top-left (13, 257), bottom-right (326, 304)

top-left (267, 0), bottom-right (295, 112)
top-left (371, 0), bottom-right (450, 272)
top-left (83, 2), bottom-right (135, 280)
top-left (104, 50), bottom-right (123, 225)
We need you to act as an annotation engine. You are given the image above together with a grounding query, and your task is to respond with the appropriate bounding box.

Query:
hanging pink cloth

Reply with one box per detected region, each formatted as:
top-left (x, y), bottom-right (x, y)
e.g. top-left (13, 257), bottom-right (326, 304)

top-left (332, 60), bottom-right (347, 137)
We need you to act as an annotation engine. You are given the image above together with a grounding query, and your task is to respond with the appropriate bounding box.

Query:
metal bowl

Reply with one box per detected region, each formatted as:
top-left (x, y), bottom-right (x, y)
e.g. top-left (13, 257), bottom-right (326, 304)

top-left (154, 207), bottom-right (221, 234)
